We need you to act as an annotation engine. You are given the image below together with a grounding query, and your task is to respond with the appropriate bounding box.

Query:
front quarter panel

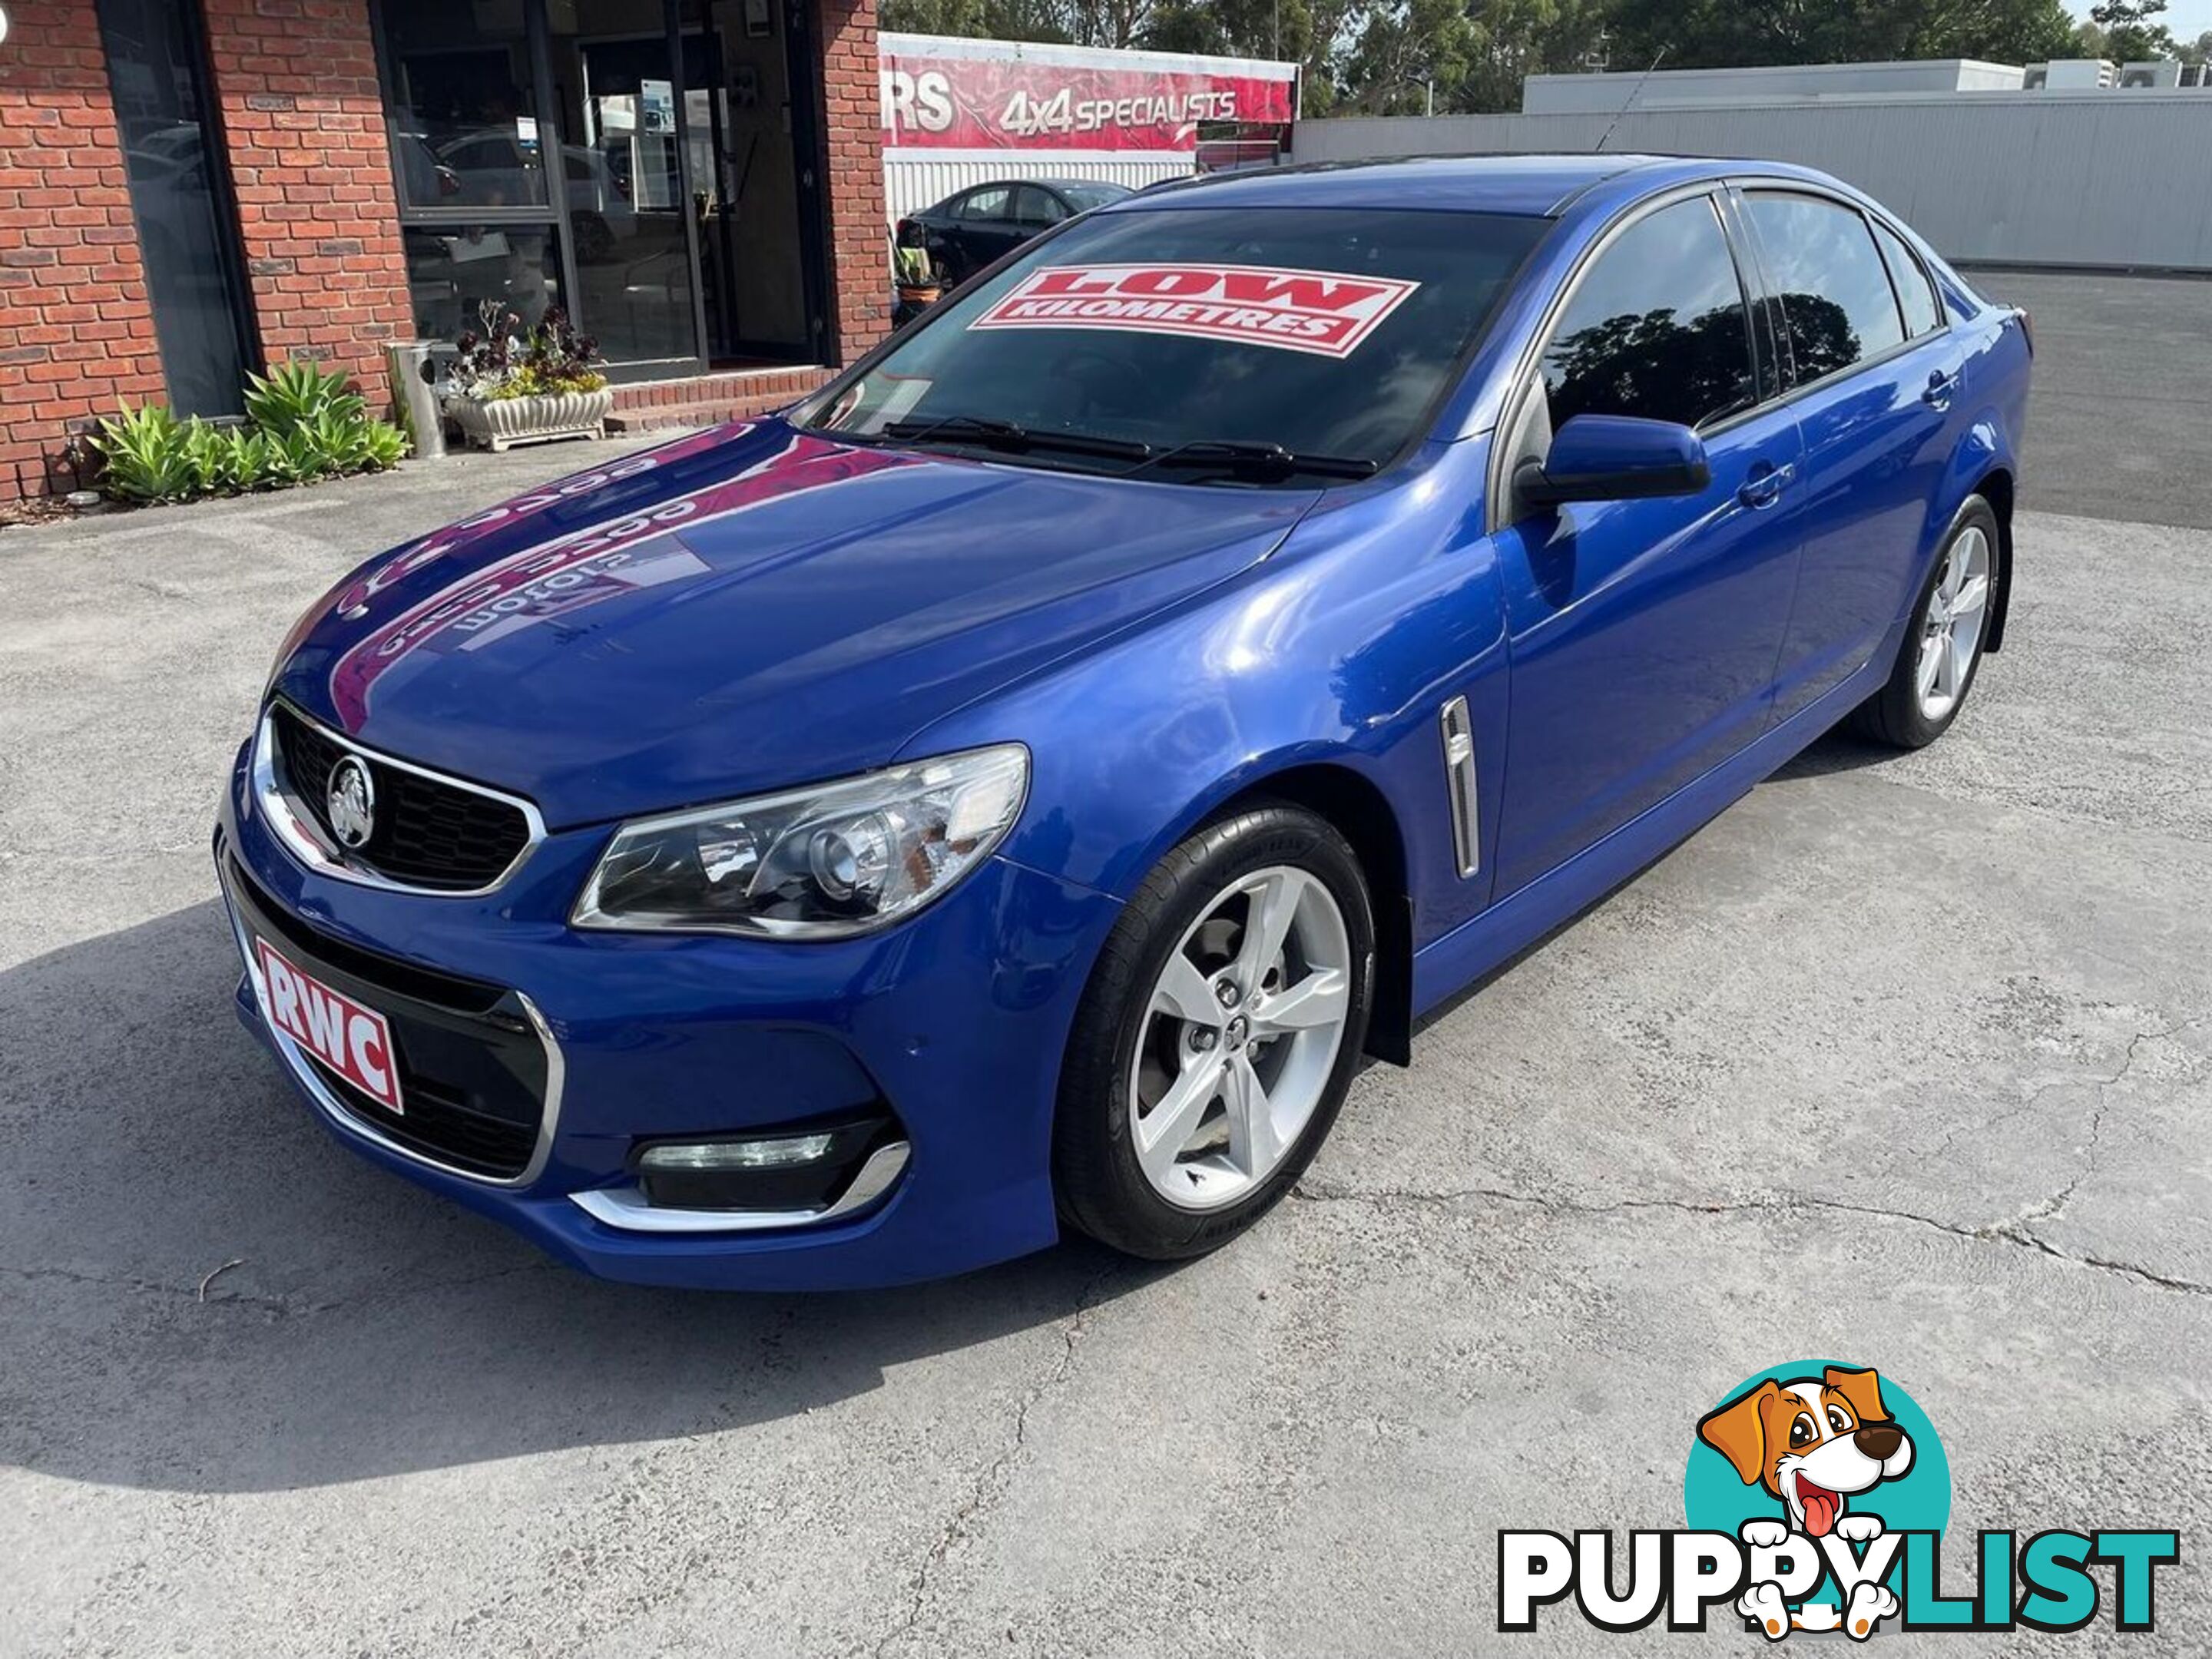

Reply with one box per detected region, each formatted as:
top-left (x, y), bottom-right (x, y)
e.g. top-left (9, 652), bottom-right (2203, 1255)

top-left (901, 438), bottom-right (1513, 949)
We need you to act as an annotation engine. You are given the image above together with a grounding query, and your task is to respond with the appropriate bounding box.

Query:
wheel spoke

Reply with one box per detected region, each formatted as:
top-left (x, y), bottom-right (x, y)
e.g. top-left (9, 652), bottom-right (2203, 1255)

top-left (1254, 967), bottom-right (1349, 1034)
top-left (1934, 624), bottom-right (1958, 699)
top-left (1916, 633), bottom-right (1945, 700)
top-left (1950, 573), bottom-right (1988, 620)
top-left (1222, 1055), bottom-right (1279, 1179)
top-left (1151, 949), bottom-right (1220, 1027)
top-left (1134, 1059), bottom-right (1221, 1185)
top-left (1233, 869), bottom-right (1303, 995)
top-left (1948, 627), bottom-right (1974, 697)
top-left (1937, 553), bottom-right (1959, 604)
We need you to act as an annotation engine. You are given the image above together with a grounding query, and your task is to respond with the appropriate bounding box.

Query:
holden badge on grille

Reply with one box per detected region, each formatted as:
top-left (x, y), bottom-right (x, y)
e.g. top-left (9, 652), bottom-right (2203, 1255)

top-left (326, 755), bottom-right (377, 849)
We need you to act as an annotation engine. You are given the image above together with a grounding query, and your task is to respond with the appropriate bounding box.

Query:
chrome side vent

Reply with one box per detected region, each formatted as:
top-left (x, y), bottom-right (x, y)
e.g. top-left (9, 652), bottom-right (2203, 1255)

top-left (1440, 696), bottom-right (1480, 878)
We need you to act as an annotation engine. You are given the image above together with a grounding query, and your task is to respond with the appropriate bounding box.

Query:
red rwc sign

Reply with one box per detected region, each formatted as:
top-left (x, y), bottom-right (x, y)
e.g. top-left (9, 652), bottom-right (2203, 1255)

top-left (254, 939), bottom-right (405, 1114)
top-left (881, 38), bottom-right (1298, 153)
top-left (970, 263), bottom-right (1420, 358)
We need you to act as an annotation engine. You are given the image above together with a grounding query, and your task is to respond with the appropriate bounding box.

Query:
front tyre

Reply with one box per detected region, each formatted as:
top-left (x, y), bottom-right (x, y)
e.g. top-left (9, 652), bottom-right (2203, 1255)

top-left (1847, 497), bottom-right (1999, 748)
top-left (1054, 803), bottom-right (1374, 1260)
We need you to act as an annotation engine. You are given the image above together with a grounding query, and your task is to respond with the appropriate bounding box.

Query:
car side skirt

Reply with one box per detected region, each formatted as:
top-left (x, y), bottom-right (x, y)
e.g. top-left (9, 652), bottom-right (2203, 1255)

top-left (1409, 641), bottom-right (1893, 1018)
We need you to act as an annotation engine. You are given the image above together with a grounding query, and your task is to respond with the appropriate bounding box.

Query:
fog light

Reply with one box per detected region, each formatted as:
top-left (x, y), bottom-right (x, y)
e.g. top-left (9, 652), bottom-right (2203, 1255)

top-left (631, 1115), bottom-right (898, 1213)
top-left (639, 1133), bottom-right (835, 1173)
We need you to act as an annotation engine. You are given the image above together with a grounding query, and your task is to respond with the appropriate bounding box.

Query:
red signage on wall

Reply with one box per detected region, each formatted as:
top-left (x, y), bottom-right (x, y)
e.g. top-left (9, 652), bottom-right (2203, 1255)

top-left (881, 45), bottom-right (1297, 153)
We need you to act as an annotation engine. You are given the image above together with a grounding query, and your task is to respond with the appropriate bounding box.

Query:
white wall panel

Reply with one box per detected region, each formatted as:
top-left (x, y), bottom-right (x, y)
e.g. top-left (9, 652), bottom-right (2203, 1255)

top-left (1290, 93), bottom-right (2212, 270)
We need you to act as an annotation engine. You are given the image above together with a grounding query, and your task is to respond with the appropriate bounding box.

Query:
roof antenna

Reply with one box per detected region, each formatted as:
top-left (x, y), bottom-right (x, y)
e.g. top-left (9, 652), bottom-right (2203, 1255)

top-left (1594, 45), bottom-right (1667, 153)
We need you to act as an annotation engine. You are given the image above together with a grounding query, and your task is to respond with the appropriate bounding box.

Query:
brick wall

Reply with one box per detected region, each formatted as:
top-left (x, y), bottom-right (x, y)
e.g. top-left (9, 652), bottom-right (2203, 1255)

top-left (199, 0), bottom-right (410, 394)
top-left (817, 0), bottom-right (889, 366)
top-left (0, 0), bottom-right (167, 498)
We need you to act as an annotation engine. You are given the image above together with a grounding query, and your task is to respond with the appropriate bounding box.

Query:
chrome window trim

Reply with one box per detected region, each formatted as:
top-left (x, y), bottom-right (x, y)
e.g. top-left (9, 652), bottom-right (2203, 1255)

top-left (253, 700), bottom-right (548, 898)
top-left (219, 855), bottom-right (565, 1190)
top-left (568, 1141), bottom-right (912, 1233)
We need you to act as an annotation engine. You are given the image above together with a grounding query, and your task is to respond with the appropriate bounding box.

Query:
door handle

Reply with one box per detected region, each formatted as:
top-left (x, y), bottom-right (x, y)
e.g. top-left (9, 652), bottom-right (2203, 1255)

top-left (1921, 369), bottom-right (1957, 409)
top-left (1737, 462), bottom-right (1795, 509)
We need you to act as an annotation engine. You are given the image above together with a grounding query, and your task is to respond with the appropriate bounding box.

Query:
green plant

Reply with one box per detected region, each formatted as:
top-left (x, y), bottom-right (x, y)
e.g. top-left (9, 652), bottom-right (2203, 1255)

top-left (894, 243), bottom-right (938, 288)
top-left (225, 428), bottom-right (275, 490)
top-left (182, 417), bottom-right (232, 495)
top-left (93, 405), bottom-right (195, 502)
top-left (360, 421), bottom-right (409, 470)
top-left (264, 426), bottom-right (332, 488)
top-left (244, 359), bottom-right (365, 438)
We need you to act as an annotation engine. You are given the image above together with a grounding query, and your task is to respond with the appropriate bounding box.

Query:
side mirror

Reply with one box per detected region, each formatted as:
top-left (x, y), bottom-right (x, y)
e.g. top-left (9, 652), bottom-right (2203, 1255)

top-left (1516, 414), bottom-right (1710, 507)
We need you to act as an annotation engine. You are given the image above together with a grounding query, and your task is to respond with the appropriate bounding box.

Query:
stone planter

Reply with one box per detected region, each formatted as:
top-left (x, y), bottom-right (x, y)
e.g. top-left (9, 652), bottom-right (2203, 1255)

top-left (446, 387), bottom-right (614, 454)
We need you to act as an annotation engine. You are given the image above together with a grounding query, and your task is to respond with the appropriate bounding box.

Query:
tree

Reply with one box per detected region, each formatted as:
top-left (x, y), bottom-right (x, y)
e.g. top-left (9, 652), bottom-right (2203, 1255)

top-left (1604, 0), bottom-right (2085, 73)
top-left (2088, 0), bottom-right (2177, 60)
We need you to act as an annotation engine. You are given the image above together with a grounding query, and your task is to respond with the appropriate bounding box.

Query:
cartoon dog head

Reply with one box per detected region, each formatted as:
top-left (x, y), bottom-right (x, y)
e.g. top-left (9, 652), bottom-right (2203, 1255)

top-left (1697, 1366), bottom-right (1914, 1538)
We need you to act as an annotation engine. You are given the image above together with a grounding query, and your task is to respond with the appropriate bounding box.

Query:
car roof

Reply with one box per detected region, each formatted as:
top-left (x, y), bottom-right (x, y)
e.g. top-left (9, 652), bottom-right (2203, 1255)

top-left (1113, 153), bottom-right (1744, 218)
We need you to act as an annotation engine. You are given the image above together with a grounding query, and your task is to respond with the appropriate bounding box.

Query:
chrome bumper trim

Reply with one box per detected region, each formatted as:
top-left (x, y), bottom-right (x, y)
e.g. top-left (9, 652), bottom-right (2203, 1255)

top-left (568, 1141), bottom-right (911, 1234)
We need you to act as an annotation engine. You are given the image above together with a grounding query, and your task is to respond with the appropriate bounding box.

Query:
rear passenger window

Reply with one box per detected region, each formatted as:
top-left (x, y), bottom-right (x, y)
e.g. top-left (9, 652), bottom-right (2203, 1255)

top-left (1871, 220), bottom-right (1942, 337)
top-left (1745, 194), bottom-right (1906, 382)
top-left (1539, 195), bottom-right (1754, 431)
top-left (959, 186), bottom-right (1012, 220)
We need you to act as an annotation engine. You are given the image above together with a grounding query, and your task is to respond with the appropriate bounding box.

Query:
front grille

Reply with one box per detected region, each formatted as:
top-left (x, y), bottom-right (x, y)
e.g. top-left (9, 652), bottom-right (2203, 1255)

top-left (270, 703), bottom-right (533, 892)
top-left (227, 857), bottom-right (551, 1182)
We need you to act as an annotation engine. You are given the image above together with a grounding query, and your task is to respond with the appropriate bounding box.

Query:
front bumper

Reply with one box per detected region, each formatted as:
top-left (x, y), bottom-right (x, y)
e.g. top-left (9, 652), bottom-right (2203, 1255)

top-left (216, 738), bottom-right (1121, 1290)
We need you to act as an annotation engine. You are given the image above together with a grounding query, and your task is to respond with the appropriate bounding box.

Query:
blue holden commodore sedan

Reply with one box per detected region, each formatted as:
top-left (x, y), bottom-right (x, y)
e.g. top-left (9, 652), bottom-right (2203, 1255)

top-left (218, 155), bottom-right (2028, 1289)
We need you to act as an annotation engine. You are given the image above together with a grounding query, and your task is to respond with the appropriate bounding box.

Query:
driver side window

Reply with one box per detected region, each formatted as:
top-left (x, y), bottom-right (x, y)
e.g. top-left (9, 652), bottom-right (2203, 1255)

top-left (1540, 196), bottom-right (1756, 432)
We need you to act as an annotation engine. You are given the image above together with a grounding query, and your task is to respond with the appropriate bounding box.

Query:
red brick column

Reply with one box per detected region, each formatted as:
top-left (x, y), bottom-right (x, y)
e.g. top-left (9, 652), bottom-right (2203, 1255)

top-left (200, 0), bottom-right (410, 395)
top-left (0, 0), bottom-right (167, 498)
top-left (817, 0), bottom-right (889, 366)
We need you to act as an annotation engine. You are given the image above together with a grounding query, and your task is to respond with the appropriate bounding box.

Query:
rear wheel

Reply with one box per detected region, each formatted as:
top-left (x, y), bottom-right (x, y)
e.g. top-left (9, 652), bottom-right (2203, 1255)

top-left (1847, 497), bottom-right (1999, 748)
top-left (1054, 803), bottom-right (1374, 1260)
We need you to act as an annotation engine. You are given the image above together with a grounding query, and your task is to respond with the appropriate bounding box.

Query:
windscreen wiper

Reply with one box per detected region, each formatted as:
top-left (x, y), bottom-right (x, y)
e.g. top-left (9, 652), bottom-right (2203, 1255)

top-left (880, 413), bottom-right (1152, 462)
top-left (1121, 439), bottom-right (1380, 482)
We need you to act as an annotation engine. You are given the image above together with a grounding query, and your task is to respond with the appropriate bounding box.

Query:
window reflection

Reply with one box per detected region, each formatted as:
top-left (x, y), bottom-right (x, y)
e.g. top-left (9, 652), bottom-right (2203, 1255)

top-left (380, 2), bottom-right (547, 212)
top-left (1745, 195), bottom-right (1906, 380)
top-left (1540, 198), bottom-right (1753, 431)
top-left (403, 226), bottom-right (560, 343)
top-left (96, 0), bottom-right (250, 416)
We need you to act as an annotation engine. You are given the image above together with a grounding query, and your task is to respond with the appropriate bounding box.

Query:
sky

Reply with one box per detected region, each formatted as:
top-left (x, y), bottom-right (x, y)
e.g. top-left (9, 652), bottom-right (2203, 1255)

top-left (2144, 0), bottom-right (2212, 43)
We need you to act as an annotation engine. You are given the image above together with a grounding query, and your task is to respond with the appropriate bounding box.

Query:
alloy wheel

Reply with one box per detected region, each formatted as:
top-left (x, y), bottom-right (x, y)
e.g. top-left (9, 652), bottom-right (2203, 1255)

top-left (1916, 525), bottom-right (1992, 721)
top-left (1127, 865), bottom-right (1353, 1210)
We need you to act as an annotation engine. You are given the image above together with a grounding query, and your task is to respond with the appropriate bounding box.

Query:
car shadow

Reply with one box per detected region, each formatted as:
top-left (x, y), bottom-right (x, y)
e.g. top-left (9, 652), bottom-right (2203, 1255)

top-left (1768, 727), bottom-right (1906, 781)
top-left (0, 900), bottom-right (1161, 1495)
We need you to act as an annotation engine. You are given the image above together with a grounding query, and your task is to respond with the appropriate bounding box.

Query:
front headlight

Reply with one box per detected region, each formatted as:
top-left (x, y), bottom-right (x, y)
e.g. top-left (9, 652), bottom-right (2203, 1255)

top-left (571, 744), bottom-right (1029, 939)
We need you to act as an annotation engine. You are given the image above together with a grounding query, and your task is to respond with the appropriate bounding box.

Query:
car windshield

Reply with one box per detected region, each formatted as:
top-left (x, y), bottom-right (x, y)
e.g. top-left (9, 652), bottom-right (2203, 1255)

top-left (805, 207), bottom-right (1546, 480)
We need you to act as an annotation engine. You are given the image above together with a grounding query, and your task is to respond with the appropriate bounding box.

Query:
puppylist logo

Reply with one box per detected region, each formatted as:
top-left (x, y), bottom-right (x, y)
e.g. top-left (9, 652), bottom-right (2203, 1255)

top-left (1498, 1361), bottom-right (2178, 1641)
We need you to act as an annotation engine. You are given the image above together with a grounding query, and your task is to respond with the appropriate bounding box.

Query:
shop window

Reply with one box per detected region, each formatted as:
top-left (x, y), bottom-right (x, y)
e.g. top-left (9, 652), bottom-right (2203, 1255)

top-left (95, 0), bottom-right (254, 417)
top-left (380, 2), bottom-right (548, 212)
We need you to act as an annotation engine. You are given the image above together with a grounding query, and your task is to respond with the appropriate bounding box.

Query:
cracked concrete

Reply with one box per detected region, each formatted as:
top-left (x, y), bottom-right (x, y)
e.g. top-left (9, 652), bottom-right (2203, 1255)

top-left (4, 334), bottom-right (2211, 1653)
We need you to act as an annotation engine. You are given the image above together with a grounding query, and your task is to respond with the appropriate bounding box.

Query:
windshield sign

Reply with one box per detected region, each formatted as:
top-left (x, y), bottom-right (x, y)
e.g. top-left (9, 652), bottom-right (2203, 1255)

top-left (970, 263), bottom-right (1422, 358)
top-left (806, 207), bottom-right (1545, 481)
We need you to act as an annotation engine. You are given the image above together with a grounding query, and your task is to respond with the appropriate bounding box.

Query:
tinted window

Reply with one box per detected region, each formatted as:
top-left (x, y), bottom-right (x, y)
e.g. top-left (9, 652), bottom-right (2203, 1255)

top-left (1060, 182), bottom-right (1134, 210)
top-left (1540, 196), bottom-right (1753, 431)
top-left (959, 186), bottom-right (1013, 220)
top-left (1746, 194), bottom-right (1906, 382)
top-left (1013, 185), bottom-right (1066, 227)
top-left (806, 207), bottom-right (1545, 478)
top-left (1872, 220), bottom-right (1942, 337)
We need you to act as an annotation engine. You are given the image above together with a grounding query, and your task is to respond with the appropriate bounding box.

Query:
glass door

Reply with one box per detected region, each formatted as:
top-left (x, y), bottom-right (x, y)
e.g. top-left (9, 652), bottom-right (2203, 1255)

top-left (544, 2), bottom-right (708, 376)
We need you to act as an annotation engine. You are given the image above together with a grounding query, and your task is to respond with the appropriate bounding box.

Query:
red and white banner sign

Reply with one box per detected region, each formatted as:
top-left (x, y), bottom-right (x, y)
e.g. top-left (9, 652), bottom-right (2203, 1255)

top-left (969, 263), bottom-right (1420, 358)
top-left (881, 47), bottom-right (1296, 152)
top-left (255, 939), bottom-right (405, 1114)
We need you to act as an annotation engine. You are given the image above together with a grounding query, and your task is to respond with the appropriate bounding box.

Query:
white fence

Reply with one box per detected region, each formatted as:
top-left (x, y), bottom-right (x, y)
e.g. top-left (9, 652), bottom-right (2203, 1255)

top-left (884, 150), bottom-right (1194, 223)
top-left (1290, 91), bottom-right (2212, 270)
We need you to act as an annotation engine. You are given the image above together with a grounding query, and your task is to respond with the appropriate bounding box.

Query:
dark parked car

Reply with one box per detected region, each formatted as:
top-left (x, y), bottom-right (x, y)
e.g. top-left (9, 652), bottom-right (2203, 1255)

top-left (896, 177), bottom-right (1134, 284)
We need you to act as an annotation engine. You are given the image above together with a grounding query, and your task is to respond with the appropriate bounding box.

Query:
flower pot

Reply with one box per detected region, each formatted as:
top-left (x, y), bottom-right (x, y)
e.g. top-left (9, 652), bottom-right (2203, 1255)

top-left (896, 283), bottom-right (942, 308)
top-left (445, 387), bottom-right (614, 454)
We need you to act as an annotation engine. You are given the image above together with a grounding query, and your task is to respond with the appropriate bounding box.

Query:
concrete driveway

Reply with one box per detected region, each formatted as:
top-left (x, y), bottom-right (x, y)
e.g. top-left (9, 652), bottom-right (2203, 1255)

top-left (2, 416), bottom-right (2207, 1653)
